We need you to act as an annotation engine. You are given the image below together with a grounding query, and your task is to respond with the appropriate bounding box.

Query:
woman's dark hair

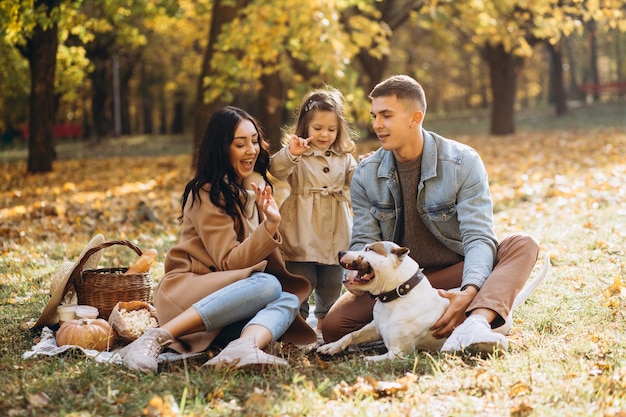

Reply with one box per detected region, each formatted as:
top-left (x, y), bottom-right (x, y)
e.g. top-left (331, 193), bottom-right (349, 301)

top-left (180, 106), bottom-right (272, 220)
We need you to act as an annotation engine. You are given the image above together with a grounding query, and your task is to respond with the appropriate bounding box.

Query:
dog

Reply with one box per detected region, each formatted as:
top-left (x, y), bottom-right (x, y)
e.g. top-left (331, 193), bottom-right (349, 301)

top-left (316, 241), bottom-right (550, 361)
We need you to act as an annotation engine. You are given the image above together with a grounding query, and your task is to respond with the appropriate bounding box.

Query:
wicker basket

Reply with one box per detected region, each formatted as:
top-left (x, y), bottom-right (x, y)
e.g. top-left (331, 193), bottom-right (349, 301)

top-left (74, 240), bottom-right (153, 320)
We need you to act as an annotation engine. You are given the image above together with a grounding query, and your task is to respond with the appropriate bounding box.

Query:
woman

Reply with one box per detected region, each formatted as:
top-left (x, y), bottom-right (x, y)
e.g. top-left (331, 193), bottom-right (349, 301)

top-left (121, 106), bottom-right (316, 373)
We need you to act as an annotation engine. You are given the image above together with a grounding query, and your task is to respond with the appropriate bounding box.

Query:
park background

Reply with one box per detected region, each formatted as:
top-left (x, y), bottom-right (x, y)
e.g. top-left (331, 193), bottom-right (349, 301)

top-left (1, 0), bottom-right (625, 170)
top-left (1, 1), bottom-right (626, 416)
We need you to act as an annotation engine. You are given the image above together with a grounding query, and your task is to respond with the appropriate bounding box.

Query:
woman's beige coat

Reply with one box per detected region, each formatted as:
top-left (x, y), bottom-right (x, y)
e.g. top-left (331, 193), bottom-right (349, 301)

top-left (153, 181), bottom-right (317, 353)
top-left (269, 146), bottom-right (357, 264)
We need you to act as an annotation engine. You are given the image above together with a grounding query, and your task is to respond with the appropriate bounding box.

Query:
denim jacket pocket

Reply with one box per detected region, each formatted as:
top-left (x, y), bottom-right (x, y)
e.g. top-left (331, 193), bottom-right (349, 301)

top-left (426, 204), bottom-right (461, 239)
top-left (371, 205), bottom-right (397, 221)
top-left (370, 205), bottom-right (397, 241)
top-left (427, 204), bottom-right (456, 222)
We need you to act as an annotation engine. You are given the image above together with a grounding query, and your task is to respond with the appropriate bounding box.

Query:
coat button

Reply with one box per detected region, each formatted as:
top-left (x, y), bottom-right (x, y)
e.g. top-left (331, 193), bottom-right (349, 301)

top-left (323, 167), bottom-right (329, 173)
top-left (209, 266), bottom-right (217, 272)
top-left (325, 151), bottom-right (331, 156)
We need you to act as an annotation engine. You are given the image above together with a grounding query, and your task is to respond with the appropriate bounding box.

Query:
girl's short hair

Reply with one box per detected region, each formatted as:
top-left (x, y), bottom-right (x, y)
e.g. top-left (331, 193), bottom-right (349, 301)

top-left (288, 87), bottom-right (356, 154)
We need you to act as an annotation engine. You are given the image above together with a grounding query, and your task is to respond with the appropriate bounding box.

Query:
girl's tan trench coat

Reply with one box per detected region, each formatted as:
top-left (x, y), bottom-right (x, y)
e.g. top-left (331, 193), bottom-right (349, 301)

top-left (269, 146), bottom-right (357, 265)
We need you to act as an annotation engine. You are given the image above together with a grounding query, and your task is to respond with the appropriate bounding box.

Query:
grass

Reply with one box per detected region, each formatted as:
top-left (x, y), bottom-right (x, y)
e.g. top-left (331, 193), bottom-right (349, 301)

top-left (1, 100), bottom-right (626, 416)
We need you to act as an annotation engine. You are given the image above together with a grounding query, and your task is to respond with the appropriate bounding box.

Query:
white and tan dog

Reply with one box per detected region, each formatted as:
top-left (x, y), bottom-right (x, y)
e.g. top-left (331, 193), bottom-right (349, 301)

top-left (317, 241), bottom-right (550, 361)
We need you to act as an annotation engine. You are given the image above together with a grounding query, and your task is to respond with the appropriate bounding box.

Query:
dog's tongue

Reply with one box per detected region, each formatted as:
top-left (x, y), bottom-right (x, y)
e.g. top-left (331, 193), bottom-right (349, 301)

top-left (343, 269), bottom-right (373, 285)
top-left (343, 276), bottom-right (358, 285)
top-left (357, 262), bottom-right (372, 278)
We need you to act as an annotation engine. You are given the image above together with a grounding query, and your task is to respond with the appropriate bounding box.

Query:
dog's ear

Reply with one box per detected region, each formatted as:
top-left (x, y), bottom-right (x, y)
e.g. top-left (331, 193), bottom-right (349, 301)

top-left (391, 246), bottom-right (410, 261)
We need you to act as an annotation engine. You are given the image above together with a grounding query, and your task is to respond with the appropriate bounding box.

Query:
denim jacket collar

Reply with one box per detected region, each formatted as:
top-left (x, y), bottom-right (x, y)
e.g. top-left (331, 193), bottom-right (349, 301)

top-left (378, 150), bottom-right (396, 179)
top-left (421, 130), bottom-right (438, 182)
top-left (377, 128), bottom-right (438, 182)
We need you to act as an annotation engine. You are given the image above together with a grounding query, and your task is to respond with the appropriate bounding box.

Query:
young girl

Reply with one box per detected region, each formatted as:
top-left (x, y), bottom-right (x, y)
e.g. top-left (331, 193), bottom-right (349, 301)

top-left (269, 87), bottom-right (357, 332)
top-left (121, 106), bottom-right (316, 373)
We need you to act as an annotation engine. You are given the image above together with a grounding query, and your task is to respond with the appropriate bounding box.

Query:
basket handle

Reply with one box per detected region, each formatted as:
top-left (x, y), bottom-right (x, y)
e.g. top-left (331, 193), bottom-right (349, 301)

top-left (75, 240), bottom-right (144, 280)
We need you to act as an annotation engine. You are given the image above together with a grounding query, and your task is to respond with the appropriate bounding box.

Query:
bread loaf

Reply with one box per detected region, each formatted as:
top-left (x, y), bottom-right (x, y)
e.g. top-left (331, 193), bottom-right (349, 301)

top-left (125, 248), bottom-right (158, 274)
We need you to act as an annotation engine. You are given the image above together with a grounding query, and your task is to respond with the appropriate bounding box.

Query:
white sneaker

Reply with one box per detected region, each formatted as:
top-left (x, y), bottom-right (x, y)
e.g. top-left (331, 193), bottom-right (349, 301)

top-left (440, 315), bottom-right (508, 356)
top-left (203, 337), bottom-right (288, 368)
top-left (120, 327), bottom-right (173, 374)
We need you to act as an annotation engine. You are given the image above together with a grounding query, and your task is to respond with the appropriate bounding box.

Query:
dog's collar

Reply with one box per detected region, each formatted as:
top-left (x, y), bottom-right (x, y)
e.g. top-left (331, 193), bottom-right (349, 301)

top-left (371, 271), bottom-right (424, 303)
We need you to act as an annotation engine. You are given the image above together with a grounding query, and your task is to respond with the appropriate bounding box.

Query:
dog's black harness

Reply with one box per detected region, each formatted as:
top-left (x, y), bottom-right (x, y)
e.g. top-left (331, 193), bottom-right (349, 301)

top-left (371, 270), bottom-right (425, 303)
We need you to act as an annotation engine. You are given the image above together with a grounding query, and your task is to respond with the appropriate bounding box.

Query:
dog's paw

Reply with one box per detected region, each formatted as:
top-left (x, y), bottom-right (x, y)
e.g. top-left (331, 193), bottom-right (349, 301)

top-left (316, 342), bottom-right (345, 355)
top-left (363, 350), bottom-right (401, 362)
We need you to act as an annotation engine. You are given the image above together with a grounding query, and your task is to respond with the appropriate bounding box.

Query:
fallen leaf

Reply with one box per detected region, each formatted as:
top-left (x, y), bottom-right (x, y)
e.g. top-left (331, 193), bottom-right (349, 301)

top-left (333, 372), bottom-right (418, 398)
top-left (245, 388), bottom-right (270, 409)
top-left (142, 394), bottom-right (180, 417)
top-left (509, 380), bottom-right (532, 397)
top-left (27, 392), bottom-right (50, 408)
top-left (510, 397), bottom-right (533, 416)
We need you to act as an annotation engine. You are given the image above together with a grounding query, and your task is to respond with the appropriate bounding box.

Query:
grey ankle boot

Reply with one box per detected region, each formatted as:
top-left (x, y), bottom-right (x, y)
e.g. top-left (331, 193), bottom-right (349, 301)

top-left (121, 327), bottom-right (173, 374)
top-left (203, 337), bottom-right (288, 368)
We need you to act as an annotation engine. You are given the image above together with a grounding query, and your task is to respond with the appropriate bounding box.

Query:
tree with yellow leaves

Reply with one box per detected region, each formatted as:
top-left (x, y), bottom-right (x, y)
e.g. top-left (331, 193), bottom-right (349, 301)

top-left (193, 0), bottom-right (391, 151)
top-left (421, 0), bottom-right (625, 135)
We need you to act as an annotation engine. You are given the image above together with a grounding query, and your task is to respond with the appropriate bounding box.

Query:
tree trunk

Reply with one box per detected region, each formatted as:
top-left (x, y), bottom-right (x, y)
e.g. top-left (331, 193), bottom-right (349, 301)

top-left (172, 91), bottom-right (186, 134)
top-left (193, 0), bottom-right (249, 160)
top-left (142, 100), bottom-right (153, 134)
top-left (587, 19), bottom-right (600, 101)
top-left (357, 52), bottom-right (388, 95)
top-left (24, 0), bottom-right (60, 173)
top-left (120, 80), bottom-right (132, 135)
top-left (140, 63), bottom-right (153, 134)
top-left (546, 41), bottom-right (567, 116)
top-left (484, 44), bottom-right (522, 135)
top-left (159, 84), bottom-right (167, 134)
top-left (91, 57), bottom-right (111, 141)
top-left (257, 71), bottom-right (285, 153)
top-left (352, 0), bottom-right (424, 93)
top-left (564, 35), bottom-right (585, 101)
top-left (119, 57), bottom-right (135, 135)
top-left (84, 29), bottom-right (116, 141)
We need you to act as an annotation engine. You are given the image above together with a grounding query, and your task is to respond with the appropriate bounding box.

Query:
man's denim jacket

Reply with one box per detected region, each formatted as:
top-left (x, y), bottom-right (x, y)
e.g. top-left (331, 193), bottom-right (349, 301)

top-left (350, 129), bottom-right (498, 289)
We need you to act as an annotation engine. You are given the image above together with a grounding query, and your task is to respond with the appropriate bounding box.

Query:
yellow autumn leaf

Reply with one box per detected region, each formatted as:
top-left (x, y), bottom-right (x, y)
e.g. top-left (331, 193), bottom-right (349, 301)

top-left (602, 276), bottom-right (623, 299)
top-left (509, 381), bottom-right (532, 397)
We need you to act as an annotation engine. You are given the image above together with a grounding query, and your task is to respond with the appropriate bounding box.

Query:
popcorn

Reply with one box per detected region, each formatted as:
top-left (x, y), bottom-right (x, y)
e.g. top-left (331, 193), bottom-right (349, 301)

top-left (109, 301), bottom-right (159, 341)
top-left (119, 308), bottom-right (159, 339)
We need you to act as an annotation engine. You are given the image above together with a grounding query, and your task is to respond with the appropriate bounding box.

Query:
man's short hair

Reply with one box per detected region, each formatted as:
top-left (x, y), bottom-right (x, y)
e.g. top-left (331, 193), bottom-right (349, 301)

top-left (369, 75), bottom-right (427, 113)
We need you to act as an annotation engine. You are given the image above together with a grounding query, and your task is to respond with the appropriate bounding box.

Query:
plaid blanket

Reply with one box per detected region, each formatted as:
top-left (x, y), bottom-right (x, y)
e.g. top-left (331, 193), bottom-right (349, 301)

top-left (23, 327), bottom-right (204, 365)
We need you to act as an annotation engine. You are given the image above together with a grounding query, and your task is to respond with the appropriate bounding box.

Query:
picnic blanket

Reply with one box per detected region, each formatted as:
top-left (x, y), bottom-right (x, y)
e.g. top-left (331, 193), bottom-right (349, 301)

top-left (23, 327), bottom-right (204, 365)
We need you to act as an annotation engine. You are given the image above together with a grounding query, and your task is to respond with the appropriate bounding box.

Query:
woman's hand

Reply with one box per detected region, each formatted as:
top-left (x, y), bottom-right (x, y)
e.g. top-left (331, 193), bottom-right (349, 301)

top-left (251, 182), bottom-right (281, 235)
top-left (288, 134), bottom-right (311, 156)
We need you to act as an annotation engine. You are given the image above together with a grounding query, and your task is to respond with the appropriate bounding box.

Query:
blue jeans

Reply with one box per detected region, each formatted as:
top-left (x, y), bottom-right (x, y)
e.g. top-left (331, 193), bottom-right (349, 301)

top-left (192, 272), bottom-right (299, 342)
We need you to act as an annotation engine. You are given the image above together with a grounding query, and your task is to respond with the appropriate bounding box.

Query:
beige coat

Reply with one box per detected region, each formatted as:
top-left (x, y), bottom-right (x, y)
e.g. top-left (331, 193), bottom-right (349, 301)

top-left (153, 181), bottom-right (316, 353)
top-left (269, 146), bottom-right (357, 265)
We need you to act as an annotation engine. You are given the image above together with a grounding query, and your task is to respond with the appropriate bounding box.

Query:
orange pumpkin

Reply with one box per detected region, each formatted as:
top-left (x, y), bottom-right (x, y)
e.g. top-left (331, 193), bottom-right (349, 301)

top-left (56, 318), bottom-right (116, 351)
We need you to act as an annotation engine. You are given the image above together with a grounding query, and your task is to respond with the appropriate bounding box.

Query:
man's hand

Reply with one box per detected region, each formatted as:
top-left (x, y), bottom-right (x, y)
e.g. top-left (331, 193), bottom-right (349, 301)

top-left (343, 270), bottom-right (365, 296)
top-left (430, 286), bottom-right (478, 338)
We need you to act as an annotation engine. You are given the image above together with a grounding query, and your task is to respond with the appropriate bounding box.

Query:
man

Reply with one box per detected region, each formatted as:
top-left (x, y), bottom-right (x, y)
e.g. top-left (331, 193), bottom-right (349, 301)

top-left (322, 75), bottom-right (539, 355)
